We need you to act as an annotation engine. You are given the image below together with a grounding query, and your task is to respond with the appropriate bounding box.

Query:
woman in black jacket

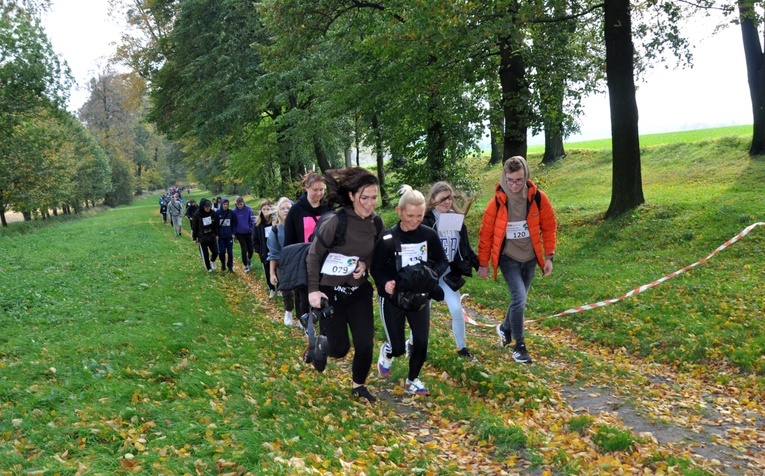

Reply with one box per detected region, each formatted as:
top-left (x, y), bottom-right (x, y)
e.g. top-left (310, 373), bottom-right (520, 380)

top-left (192, 198), bottom-right (219, 272)
top-left (371, 185), bottom-right (448, 397)
top-left (422, 182), bottom-right (480, 361)
top-left (252, 200), bottom-right (275, 297)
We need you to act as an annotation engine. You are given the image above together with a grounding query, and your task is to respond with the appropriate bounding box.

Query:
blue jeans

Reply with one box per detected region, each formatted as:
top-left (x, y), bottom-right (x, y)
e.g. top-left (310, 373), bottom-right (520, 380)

top-left (498, 255), bottom-right (536, 344)
top-left (217, 237), bottom-right (234, 269)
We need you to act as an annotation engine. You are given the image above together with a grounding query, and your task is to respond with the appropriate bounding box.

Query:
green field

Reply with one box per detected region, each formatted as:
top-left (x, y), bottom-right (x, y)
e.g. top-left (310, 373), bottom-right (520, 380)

top-left (1, 128), bottom-right (764, 475)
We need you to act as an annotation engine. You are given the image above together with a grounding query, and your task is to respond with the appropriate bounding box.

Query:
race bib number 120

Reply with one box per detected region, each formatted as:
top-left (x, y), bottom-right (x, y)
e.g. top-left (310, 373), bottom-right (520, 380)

top-left (506, 220), bottom-right (529, 239)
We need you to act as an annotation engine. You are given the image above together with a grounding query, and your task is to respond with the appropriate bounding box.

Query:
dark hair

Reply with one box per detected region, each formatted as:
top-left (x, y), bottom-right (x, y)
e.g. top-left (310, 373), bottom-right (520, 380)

top-left (324, 168), bottom-right (379, 208)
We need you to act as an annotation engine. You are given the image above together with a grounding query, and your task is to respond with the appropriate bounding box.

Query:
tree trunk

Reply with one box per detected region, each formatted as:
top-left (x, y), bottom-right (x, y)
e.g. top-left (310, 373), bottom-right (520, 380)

top-left (604, 0), bottom-right (644, 219)
top-left (738, 1), bottom-right (765, 156)
top-left (498, 33), bottom-right (530, 160)
top-left (344, 147), bottom-right (353, 167)
top-left (0, 210), bottom-right (6, 227)
top-left (488, 98), bottom-right (504, 165)
top-left (542, 126), bottom-right (566, 165)
top-left (312, 138), bottom-right (332, 173)
top-left (426, 119), bottom-right (447, 182)
top-left (372, 114), bottom-right (389, 208)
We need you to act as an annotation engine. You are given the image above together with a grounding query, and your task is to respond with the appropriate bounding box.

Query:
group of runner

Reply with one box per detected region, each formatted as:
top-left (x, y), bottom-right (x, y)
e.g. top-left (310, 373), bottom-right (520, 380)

top-left (175, 156), bottom-right (556, 403)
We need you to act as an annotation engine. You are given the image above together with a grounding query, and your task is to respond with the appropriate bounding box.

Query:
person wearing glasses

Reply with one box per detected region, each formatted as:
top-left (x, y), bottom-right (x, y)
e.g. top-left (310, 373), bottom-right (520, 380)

top-left (422, 182), bottom-right (480, 361)
top-left (477, 156), bottom-right (557, 364)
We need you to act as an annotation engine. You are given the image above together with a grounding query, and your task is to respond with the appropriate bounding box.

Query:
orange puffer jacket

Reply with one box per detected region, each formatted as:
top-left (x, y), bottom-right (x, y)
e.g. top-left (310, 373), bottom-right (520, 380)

top-left (477, 181), bottom-right (557, 279)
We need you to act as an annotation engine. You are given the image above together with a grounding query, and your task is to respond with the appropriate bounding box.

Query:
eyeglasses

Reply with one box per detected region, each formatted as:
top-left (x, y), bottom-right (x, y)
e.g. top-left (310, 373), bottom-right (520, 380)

top-left (506, 177), bottom-right (525, 185)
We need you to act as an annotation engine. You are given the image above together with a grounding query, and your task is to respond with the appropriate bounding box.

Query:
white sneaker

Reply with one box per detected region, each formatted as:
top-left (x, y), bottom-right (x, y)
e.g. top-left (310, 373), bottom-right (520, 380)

top-left (404, 378), bottom-right (429, 395)
top-left (283, 311), bottom-right (293, 326)
top-left (377, 342), bottom-right (393, 377)
top-left (269, 290), bottom-right (276, 298)
top-left (210, 262), bottom-right (217, 271)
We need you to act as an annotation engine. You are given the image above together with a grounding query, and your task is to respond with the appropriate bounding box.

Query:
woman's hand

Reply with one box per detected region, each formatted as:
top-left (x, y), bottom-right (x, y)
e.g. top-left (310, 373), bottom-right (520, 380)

top-left (352, 260), bottom-right (366, 279)
top-left (384, 280), bottom-right (396, 295)
top-left (270, 274), bottom-right (278, 286)
top-left (308, 291), bottom-right (328, 309)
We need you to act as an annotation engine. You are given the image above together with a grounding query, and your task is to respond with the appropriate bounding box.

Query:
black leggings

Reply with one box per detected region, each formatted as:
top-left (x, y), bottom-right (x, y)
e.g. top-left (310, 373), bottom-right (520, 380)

top-left (236, 233), bottom-right (254, 266)
top-left (379, 296), bottom-right (430, 382)
top-left (261, 258), bottom-right (275, 291)
top-left (318, 281), bottom-right (375, 385)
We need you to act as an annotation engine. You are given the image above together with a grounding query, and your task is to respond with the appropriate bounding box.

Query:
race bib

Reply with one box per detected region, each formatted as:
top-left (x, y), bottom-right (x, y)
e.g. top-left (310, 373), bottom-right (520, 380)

top-left (321, 253), bottom-right (359, 276)
top-left (220, 218), bottom-right (231, 227)
top-left (506, 220), bottom-right (529, 240)
top-left (202, 216), bottom-right (212, 226)
top-left (400, 242), bottom-right (427, 268)
top-left (264, 226), bottom-right (272, 238)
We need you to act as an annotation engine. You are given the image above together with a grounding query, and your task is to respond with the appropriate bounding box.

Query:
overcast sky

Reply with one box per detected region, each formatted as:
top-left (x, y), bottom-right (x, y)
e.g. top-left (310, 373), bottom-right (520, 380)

top-left (41, 1), bottom-right (752, 143)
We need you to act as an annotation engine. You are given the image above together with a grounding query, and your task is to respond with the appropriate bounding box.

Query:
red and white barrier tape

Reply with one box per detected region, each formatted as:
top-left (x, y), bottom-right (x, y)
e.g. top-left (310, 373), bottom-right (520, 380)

top-left (460, 222), bottom-right (764, 326)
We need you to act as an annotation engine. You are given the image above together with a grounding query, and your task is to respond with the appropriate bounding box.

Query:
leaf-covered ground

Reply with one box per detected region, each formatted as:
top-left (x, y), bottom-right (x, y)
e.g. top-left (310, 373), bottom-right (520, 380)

top-left (230, 256), bottom-right (765, 475)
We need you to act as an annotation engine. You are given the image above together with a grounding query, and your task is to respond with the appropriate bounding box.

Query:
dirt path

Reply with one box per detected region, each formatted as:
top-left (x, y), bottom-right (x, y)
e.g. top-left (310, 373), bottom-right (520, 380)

top-left (223, 252), bottom-right (765, 475)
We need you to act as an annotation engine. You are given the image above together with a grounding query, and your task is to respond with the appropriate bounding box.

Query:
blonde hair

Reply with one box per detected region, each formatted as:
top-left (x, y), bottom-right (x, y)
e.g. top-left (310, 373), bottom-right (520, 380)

top-left (397, 185), bottom-right (425, 209)
top-left (272, 197), bottom-right (292, 226)
top-left (426, 181), bottom-right (475, 216)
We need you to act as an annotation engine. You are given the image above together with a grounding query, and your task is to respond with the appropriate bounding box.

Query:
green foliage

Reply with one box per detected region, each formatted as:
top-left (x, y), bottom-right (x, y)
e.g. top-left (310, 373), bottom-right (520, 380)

top-left (592, 425), bottom-right (637, 453)
top-left (567, 415), bottom-right (594, 435)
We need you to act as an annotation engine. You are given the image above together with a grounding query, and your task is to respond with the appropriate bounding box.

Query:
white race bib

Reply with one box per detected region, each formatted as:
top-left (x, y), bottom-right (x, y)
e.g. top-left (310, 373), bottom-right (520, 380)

top-left (400, 242), bottom-right (427, 268)
top-left (264, 226), bottom-right (272, 238)
top-left (202, 216), bottom-right (212, 226)
top-left (321, 253), bottom-right (359, 276)
top-left (221, 218), bottom-right (231, 227)
top-left (506, 220), bottom-right (529, 240)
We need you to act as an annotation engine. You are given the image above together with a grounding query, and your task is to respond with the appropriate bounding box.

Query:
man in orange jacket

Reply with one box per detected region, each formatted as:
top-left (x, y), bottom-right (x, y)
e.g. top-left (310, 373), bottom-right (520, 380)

top-left (477, 156), bottom-right (557, 363)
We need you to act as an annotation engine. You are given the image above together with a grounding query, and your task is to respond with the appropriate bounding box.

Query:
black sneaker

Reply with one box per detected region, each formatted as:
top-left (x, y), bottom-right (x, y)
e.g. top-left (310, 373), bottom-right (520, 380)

top-left (313, 335), bottom-right (329, 372)
top-left (457, 347), bottom-right (477, 361)
top-left (496, 324), bottom-right (511, 348)
top-left (512, 343), bottom-right (533, 364)
top-left (351, 385), bottom-right (377, 403)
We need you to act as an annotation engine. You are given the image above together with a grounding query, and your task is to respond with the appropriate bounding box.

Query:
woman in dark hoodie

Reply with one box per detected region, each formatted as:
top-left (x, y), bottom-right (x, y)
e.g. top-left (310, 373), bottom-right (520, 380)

top-left (192, 198), bottom-right (220, 272)
top-left (283, 172), bottom-right (330, 333)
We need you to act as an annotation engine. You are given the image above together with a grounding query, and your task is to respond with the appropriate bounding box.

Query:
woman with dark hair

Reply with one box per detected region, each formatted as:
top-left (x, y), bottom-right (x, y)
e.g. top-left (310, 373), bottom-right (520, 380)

top-left (252, 199), bottom-right (275, 296)
top-left (305, 167), bottom-right (384, 403)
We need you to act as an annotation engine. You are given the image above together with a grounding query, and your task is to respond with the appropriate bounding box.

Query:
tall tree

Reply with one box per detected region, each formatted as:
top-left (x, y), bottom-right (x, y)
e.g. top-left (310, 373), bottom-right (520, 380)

top-left (604, 0), bottom-right (644, 218)
top-left (0, 4), bottom-right (71, 225)
top-left (738, 1), bottom-right (765, 155)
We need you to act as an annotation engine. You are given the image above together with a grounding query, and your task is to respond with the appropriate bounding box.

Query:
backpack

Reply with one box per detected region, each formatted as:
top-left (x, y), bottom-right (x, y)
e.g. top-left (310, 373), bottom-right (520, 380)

top-left (277, 209), bottom-right (384, 292)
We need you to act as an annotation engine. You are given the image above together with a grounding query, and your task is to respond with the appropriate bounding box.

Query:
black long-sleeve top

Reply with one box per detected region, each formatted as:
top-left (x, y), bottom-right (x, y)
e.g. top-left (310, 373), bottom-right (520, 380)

top-left (371, 223), bottom-right (449, 299)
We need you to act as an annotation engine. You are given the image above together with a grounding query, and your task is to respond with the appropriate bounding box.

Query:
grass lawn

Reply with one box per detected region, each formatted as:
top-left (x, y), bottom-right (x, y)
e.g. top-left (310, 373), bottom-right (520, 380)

top-left (1, 129), bottom-right (764, 475)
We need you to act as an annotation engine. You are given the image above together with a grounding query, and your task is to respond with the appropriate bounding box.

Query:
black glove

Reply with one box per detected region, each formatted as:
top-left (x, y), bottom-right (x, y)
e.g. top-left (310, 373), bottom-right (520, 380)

top-left (442, 271), bottom-right (466, 291)
top-left (430, 286), bottom-right (445, 302)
